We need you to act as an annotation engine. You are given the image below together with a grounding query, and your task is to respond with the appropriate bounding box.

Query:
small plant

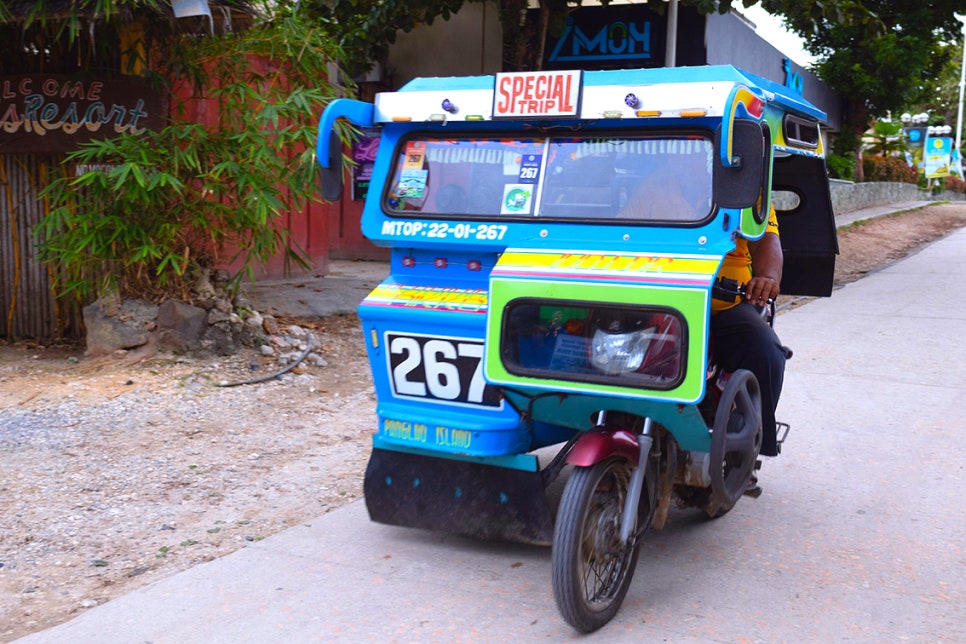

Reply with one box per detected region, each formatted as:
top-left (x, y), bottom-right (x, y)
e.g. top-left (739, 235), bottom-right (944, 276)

top-left (156, 546), bottom-right (171, 558)
top-left (944, 175), bottom-right (966, 193)
top-left (826, 153), bottom-right (856, 181)
top-left (865, 120), bottom-right (908, 157)
top-left (862, 155), bottom-right (918, 184)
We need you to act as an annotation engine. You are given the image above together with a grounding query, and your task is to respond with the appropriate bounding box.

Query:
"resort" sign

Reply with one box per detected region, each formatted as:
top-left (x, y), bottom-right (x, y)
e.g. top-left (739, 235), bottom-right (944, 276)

top-left (0, 74), bottom-right (165, 153)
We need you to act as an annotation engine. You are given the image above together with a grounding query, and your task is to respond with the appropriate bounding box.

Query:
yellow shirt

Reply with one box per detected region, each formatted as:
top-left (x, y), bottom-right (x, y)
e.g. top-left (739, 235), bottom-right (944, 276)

top-left (712, 208), bottom-right (780, 313)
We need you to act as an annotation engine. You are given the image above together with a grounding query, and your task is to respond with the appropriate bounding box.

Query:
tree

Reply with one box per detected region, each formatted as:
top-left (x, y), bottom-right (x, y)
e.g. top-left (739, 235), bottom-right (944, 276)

top-left (303, 0), bottom-right (479, 76)
top-left (907, 37), bottom-right (965, 127)
top-left (755, 0), bottom-right (964, 163)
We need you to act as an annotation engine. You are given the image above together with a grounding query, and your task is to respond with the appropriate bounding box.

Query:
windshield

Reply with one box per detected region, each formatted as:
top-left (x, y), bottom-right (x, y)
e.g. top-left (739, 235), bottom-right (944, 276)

top-left (384, 133), bottom-right (713, 223)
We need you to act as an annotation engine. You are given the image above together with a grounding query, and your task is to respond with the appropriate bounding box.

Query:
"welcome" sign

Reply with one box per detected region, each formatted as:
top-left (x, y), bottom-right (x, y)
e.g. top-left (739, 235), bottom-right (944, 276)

top-left (0, 75), bottom-right (165, 153)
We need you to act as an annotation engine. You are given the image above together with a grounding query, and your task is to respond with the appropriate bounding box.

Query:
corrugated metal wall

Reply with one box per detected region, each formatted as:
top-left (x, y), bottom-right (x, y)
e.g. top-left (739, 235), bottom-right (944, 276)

top-left (1, 154), bottom-right (81, 341)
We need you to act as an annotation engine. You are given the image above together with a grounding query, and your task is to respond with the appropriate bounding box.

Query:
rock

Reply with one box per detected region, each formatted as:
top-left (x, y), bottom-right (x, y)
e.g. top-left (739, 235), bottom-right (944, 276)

top-left (207, 309), bottom-right (231, 325)
top-left (192, 267), bottom-right (218, 302)
top-left (262, 315), bottom-right (279, 335)
top-left (245, 311), bottom-right (264, 329)
top-left (83, 298), bottom-right (158, 357)
top-left (157, 300), bottom-right (207, 353)
top-left (212, 268), bottom-right (231, 288)
top-left (285, 325), bottom-right (307, 339)
top-left (213, 297), bottom-right (233, 314)
top-left (199, 325), bottom-right (238, 357)
top-left (80, 270), bottom-right (274, 360)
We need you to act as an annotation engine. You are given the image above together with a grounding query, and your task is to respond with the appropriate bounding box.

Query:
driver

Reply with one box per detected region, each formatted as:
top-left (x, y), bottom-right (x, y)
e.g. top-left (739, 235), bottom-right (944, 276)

top-left (711, 205), bottom-right (787, 490)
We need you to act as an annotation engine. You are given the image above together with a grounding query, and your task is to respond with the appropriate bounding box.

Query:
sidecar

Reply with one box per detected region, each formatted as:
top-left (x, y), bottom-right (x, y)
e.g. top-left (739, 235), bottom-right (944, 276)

top-left (316, 66), bottom-right (837, 545)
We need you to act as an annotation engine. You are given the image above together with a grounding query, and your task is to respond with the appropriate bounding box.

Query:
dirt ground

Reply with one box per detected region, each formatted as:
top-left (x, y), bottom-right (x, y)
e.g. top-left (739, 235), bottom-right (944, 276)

top-left (2, 203), bottom-right (966, 642)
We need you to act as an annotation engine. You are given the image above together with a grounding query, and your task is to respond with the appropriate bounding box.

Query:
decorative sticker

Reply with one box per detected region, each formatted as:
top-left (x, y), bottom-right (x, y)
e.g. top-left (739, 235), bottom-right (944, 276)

top-left (363, 284), bottom-right (488, 313)
top-left (397, 168), bottom-right (428, 199)
top-left (403, 140), bottom-right (426, 169)
top-left (491, 250), bottom-right (722, 287)
top-left (501, 184), bottom-right (533, 215)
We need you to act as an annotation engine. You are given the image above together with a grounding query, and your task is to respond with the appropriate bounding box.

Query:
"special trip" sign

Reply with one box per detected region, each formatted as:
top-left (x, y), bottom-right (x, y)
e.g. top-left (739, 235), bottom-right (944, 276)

top-left (493, 70), bottom-right (582, 118)
top-left (0, 74), bottom-right (165, 153)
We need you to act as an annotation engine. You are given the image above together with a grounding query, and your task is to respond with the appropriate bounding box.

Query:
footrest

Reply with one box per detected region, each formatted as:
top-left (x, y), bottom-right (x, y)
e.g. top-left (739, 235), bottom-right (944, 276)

top-left (776, 421), bottom-right (791, 446)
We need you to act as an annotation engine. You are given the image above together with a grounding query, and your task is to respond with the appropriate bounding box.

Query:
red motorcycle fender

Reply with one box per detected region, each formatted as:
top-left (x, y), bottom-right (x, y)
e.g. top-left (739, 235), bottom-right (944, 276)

top-left (566, 428), bottom-right (641, 467)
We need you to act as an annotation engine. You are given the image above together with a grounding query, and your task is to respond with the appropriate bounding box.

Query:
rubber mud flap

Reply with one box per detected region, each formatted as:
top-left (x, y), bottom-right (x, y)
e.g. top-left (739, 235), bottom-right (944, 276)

top-left (363, 448), bottom-right (555, 545)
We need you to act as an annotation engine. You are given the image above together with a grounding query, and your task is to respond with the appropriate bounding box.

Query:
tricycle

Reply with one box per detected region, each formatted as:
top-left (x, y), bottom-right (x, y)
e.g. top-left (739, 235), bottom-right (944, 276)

top-left (315, 65), bottom-right (837, 632)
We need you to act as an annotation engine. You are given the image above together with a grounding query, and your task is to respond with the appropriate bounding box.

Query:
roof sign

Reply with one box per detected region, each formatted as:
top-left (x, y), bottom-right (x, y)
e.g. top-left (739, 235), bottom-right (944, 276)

top-left (493, 70), bottom-right (581, 118)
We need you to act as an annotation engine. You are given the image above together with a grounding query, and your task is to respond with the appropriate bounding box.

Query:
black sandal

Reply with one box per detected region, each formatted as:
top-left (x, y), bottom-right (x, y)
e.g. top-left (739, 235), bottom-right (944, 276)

top-left (744, 474), bottom-right (762, 498)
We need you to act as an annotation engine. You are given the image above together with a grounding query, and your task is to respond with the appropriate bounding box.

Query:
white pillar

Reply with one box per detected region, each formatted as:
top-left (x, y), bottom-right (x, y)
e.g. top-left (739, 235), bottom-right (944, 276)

top-left (665, 0), bottom-right (679, 67)
top-left (955, 16), bottom-right (966, 175)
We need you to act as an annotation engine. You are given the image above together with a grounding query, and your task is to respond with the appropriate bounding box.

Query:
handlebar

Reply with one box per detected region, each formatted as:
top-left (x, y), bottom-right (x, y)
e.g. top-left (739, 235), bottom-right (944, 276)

top-left (711, 277), bottom-right (776, 326)
top-left (711, 277), bottom-right (774, 305)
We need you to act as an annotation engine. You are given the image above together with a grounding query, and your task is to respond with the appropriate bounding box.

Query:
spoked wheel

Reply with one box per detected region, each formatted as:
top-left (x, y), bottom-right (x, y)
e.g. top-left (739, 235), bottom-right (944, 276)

top-left (552, 457), bottom-right (643, 633)
top-left (708, 369), bottom-right (763, 517)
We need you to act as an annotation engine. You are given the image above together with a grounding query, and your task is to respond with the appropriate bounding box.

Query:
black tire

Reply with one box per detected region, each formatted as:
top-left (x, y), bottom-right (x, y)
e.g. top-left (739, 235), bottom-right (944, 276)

top-left (551, 457), bottom-right (642, 633)
top-left (708, 369), bottom-right (762, 517)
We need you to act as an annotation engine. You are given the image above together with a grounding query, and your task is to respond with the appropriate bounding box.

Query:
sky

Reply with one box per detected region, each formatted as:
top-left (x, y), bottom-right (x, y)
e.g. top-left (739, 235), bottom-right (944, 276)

top-left (739, 3), bottom-right (815, 67)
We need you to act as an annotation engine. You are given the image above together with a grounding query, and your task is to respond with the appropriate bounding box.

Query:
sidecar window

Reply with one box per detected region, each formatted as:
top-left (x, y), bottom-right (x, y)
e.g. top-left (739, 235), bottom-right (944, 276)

top-left (383, 133), bottom-right (713, 222)
top-left (540, 135), bottom-right (714, 222)
top-left (385, 137), bottom-right (544, 216)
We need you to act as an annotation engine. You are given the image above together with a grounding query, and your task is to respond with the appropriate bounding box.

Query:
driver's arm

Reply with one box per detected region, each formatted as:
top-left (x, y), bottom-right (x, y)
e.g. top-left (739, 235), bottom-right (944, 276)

top-left (745, 230), bottom-right (783, 304)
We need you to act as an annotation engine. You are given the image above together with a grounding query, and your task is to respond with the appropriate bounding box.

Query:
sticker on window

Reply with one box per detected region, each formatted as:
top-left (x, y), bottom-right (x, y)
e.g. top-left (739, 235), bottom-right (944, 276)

top-left (518, 154), bottom-right (542, 184)
top-left (501, 184), bottom-right (533, 214)
top-left (397, 168), bottom-right (428, 198)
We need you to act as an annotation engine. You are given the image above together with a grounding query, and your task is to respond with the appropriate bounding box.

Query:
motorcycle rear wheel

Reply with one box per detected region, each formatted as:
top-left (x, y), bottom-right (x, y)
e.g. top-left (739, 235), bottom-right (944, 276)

top-left (551, 457), bottom-right (642, 633)
top-left (708, 368), bottom-right (762, 517)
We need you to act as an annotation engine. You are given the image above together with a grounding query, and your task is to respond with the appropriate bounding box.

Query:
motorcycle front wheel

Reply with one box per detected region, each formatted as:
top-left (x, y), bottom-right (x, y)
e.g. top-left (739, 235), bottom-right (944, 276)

top-left (551, 456), bottom-right (642, 633)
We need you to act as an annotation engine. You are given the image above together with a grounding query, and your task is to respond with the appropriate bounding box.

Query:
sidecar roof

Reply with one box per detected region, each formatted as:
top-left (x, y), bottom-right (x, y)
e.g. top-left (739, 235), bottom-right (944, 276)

top-left (373, 65), bottom-right (825, 132)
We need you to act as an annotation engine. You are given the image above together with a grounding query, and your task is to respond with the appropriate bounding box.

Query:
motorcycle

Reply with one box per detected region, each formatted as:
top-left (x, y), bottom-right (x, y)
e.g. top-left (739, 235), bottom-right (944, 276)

top-left (315, 65), bottom-right (838, 632)
top-left (546, 278), bottom-right (784, 630)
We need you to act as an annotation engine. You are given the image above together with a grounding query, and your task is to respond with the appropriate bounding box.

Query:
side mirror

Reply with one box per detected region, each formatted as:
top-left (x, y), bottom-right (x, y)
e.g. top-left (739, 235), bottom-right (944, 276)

top-left (319, 130), bottom-right (344, 202)
top-left (713, 120), bottom-right (766, 210)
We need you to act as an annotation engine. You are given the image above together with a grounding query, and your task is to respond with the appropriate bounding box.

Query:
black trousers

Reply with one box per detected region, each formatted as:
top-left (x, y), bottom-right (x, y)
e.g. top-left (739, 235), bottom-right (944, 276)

top-left (710, 302), bottom-right (786, 457)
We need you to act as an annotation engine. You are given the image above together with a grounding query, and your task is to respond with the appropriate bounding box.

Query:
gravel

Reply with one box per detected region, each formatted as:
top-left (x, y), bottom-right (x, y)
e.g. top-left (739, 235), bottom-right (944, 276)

top-left (0, 314), bottom-right (374, 642)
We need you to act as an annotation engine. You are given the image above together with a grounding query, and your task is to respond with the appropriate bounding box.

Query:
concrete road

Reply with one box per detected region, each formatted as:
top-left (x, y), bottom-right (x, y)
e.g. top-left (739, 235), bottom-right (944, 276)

top-left (17, 224), bottom-right (966, 643)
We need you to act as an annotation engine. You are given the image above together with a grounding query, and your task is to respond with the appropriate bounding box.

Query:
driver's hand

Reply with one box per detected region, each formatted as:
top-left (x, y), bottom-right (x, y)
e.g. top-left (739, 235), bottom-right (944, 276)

top-left (745, 275), bottom-right (779, 305)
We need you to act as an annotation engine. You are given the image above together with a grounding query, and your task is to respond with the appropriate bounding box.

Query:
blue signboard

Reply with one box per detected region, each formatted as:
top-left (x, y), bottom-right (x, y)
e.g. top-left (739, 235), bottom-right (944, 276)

top-left (539, 5), bottom-right (705, 71)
